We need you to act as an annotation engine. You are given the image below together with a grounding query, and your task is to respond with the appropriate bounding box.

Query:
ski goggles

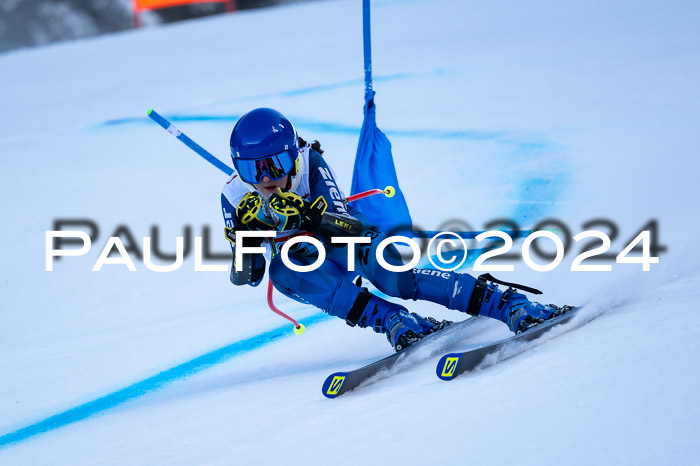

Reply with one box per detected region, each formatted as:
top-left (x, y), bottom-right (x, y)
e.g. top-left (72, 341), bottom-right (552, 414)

top-left (234, 151), bottom-right (295, 184)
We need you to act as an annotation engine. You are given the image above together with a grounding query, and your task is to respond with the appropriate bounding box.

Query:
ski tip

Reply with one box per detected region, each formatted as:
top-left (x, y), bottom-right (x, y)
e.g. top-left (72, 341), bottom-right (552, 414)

top-left (147, 109), bottom-right (153, 116)
top-left (436, 353), bottom-right (462, 381)
top-left (322, 372), bottom-right (350, 399)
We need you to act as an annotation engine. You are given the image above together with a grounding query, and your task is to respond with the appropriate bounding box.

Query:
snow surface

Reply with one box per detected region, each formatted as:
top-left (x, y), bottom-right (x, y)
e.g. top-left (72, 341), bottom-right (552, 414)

top-left (1, 0), bottom-right (699, 464)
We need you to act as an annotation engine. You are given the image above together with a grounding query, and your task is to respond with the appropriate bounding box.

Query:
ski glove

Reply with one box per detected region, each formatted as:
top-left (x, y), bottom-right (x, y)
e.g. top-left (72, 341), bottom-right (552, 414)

top-left (269, 189), bottom-right (365, 237)
top-left (235, 192), bottom-right (277, 231)
top-left (267, 189), bottom-right (326, 232)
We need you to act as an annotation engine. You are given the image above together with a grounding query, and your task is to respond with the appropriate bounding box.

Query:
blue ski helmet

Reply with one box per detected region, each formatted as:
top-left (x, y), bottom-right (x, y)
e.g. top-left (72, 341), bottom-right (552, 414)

top-left (230, 108), bottom-right (300, 185)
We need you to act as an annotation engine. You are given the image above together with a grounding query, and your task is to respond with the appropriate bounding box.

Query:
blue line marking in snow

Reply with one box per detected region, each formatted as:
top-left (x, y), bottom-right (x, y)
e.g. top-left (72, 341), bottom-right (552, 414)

top-left (102, 113), bottom-right (540, 150)
top-left (103, 113), bottom-right (506, 141)
top-left (102, 67), bottom-right (465, 128)
top-left (102, 114), bottom-right (242, 126)
top-left (419, 174), bottom-right (569, 272)
top-left (215, 67), bottom-right (460, 102)
top-left (0, 312), bottom-right (333, 449)
top-left (510, 175), bottom-right (569, 225)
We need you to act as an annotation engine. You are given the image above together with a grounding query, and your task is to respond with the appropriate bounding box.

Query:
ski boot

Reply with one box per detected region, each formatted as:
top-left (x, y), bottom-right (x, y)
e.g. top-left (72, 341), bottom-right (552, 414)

top-left (345, 288), bottom-right (452, 352)
top-left (383, 311), bottom-right (451, 352)
top-left (467, 275), bottom-right (574, 334)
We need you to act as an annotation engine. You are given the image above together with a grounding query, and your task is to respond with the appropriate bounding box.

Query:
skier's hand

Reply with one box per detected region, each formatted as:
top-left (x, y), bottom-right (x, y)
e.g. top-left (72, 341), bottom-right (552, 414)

top-left (235, 192), bottom-right (276, 231)
top-left (268, 189), bottom-right (325, 232)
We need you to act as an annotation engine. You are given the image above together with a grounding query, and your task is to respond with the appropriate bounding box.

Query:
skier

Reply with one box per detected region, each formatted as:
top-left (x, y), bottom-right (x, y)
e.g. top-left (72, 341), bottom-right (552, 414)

top-left (221, 108), bottom-right (570, 351)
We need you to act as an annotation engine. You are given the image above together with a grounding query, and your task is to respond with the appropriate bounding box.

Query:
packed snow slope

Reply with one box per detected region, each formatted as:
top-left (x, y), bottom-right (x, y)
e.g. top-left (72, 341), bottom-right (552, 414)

top-left (1, 0), bottom-right (699, 464)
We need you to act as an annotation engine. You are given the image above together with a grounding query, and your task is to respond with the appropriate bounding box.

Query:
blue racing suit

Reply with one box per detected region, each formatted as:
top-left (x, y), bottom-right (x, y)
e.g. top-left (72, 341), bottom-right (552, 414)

top-left (221, 146), bottom-right (479, 331)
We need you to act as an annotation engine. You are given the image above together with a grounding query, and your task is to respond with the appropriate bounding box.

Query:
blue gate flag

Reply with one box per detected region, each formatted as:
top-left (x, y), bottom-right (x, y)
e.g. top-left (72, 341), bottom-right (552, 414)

top-left (351, 91), bottom-right (413, 235)
top-left (350, 0), bottom-right (413, 236)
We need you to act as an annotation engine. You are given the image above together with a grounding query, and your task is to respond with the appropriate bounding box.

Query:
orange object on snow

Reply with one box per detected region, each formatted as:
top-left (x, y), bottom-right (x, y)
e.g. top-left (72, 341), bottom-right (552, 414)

top-left (133, 0), bottom-right (231, 10)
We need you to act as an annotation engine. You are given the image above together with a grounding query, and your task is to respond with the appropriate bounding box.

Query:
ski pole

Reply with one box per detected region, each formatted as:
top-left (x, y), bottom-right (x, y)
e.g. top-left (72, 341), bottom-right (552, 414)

top-left (345, 186), bottom-right (395, 202)
top-left (147, 109), bottom-right (234, 176)
top-left (267, 185), bottom-right (395, 334)
top-left (267, 280), bottom-right (306, 334)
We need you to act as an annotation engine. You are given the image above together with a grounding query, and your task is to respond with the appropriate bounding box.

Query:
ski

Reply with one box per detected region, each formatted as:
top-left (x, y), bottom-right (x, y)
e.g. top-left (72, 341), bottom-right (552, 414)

top-left (322, 316), bottom-right (489, 398)
top-left (436, 307), bottom-right (581, 381)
